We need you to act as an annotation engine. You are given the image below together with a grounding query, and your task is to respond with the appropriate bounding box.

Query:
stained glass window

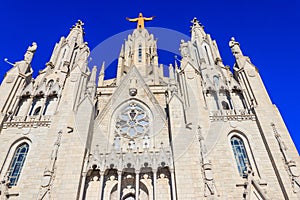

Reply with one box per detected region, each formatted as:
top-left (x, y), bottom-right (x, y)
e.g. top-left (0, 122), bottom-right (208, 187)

top-left (230, 136), bottom-right (250, 177)
top-left (138, 45), bottom-right (142, 62)
top-left (8, 143), bottom-right (29, 186)
top-left (116, 103), bottom-right (149, 138)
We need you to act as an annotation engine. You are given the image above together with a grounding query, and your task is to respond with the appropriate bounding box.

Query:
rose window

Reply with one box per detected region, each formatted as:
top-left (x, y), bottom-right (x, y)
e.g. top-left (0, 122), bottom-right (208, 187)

top-left (116, 103), bottom-right (149, 138)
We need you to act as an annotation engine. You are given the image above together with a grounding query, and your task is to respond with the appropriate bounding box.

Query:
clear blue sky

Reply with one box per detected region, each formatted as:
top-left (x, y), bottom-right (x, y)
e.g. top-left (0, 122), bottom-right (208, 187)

top-left (0, 0), bottom-right (299, 153)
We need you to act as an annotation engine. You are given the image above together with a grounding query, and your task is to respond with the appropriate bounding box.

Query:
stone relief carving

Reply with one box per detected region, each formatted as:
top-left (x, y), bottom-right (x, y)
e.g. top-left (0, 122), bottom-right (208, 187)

top-left (37, 130), bottom-right (63, 200)
top-left (180, 40), bottom-right (190, 58)
top-left (238, 164), bottom-right (269, 200)
top-left (271, 123), bottom-right (300, 193)
top-left (0, 173), bottom-right (10, 200)
top-left (197, 126), bottom-right (218, 198)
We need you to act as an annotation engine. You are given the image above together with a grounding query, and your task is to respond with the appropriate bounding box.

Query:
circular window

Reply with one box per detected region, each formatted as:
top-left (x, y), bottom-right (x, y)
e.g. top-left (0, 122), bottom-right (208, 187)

top-left (116, 103), bottom-right (149, 138)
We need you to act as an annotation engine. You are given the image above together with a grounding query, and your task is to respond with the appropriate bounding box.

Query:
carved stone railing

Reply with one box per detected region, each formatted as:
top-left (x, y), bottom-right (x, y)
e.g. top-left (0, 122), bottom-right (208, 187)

top-left (209, 109), bottom-right (256, 122)
top-left (3, 115), bottom-right (52, 129)
top-left (88, 146), bottom-right (173, 172)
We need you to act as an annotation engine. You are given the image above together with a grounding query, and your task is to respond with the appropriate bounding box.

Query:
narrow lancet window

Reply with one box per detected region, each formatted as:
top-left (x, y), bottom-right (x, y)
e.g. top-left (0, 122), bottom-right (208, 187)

top-left (8, 143), bottom-right (29, 186)
top-left (231, 136), bottom-right (250, 177)
top-left (204, 46), bottom-right (211, 65)
top-left (138, 44), bottom-right (142, 62)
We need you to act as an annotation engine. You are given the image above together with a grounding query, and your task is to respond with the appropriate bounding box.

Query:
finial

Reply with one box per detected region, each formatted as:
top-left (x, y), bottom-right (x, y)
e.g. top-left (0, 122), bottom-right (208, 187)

top-left (100, 62), bottom-right (105, 74)
top-left (191, 17), bottom-right (204, 29)
top-left (126, 13), bottom-right (155, 29)
top-left (76, 20), bottom-right (84, 26)
top-left (70, 20), bottom-right (85, 34)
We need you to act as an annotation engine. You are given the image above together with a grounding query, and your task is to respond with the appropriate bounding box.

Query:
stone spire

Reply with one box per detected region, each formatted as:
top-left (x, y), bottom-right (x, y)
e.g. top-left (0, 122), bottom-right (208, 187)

top-left (98, 62), bottom-right (105, 87)
top-left (66, 20), bottom-right (85, 45)
top-left (190, 17), bottom-right (206, 41)
top-left (116, 15), bottom-right (159, 83)
top-left (89, 66), bottom-right (97, 84)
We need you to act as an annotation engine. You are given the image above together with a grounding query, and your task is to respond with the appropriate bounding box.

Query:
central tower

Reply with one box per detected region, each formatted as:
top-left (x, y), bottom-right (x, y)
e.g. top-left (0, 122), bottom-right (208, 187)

top-left (116, 13), bottom-right (160, 85)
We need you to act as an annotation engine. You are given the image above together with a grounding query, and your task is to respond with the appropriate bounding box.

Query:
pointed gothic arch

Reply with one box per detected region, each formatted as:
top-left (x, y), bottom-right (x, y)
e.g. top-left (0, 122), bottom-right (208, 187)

top-left (7, 142), bottom-right (29, 186)
top-left (230, 136), bottom-right (249, 177)
top-left (201, 42), bottom-right (213, 65)
top-left (0, 138), bottom-right (31, 187)
top-left (15, 95), bottom-right (31, 117)
top-left (228, 131), bottom-right (260, 178)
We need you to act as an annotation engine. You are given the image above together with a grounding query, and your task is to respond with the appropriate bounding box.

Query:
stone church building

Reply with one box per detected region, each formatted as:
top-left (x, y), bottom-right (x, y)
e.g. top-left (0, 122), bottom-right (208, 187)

top-left (0, 14), bottom-right (299, 199)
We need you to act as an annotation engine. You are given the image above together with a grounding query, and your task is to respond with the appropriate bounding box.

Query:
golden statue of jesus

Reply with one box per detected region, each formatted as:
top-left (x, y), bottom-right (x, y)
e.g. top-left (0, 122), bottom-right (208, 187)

top-left (126, 13), bottom-right (155, 29)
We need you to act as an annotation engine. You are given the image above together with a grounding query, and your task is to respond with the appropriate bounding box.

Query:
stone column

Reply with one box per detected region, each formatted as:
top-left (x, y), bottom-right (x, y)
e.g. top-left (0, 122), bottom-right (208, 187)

top-left (135, 170), bottom-right (140, 200)
top-left (117, 171), bottom-right (122, 200)
top-left (98, 171), bottom-right (105, 200)
top-left (170, 169), bottom-right (177, 200)
top-left (78, 171), bottom-right (87, 200)
top-left (11, 96), bottom-right (21, 118)
top-left (153, 169), bottom-right (157, 200)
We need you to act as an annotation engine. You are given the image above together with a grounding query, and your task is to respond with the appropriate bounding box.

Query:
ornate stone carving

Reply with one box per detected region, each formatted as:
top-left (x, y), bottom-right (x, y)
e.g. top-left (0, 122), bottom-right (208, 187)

top-left (179, 40), bottom-right (190, 58)
top-left (3, 115), bottom-right (51, 129)
top-left (24, 42), bottom-right (37, 64)
top-left (237, 164), bottom-right (269, 200)
top-left (197, 126), bottom-right (218, 198)
top-left (209, 109), bottom-right (255, 122)
top-left (89, 143), bottom-right (172, 173)
top-left (126, 13), bottom-right (155, 29)
top-left (271, 123), bottom-right (300, 193)
top-left (229, 37), bottom-right (243, 57)
top-left (0, 173), bottom-right (10, 200)
top-left (37, 130), bottom-right (63, 200)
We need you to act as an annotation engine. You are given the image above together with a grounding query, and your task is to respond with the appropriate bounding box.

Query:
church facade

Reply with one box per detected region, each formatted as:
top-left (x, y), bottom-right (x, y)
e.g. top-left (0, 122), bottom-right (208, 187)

top-left (0, 15), bottom-right (299, 200)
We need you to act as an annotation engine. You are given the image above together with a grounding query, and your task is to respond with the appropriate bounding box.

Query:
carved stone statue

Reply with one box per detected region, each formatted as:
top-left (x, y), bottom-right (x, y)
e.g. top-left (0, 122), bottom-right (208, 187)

top-left (180, 40), bottom-right (190, 57)
top-left (197, 125), bottom-right (218, 197)
top-left (24, 42), bottom-right (37, 64)
top-left (271, 123), bottom-right (300, 193)
top-left (126, 13), bottom-right (155, 29)
top-left (229, 37), bottom-right (243, 57)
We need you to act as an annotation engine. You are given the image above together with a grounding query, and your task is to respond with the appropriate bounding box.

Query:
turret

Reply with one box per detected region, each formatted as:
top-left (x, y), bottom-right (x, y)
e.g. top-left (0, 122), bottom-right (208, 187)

top-left (116, 13), bottom-right (160, 85)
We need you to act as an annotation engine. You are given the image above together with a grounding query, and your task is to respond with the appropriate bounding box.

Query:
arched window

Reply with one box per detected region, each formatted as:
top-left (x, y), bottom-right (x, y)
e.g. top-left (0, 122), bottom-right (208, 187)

top-left (230, 136), bottom-right (250, 177)
top-left (7, 143), bottom-right (29, 186)
top-left (213, 76), bottom-right (219, 87)
top-left (15, 96), bottom-right (30, 116)
top-left (138, 44), bottom-right (142, 62)
top-left (29, 97), bottom-right (44, 116)
top-left (47, 80), bottom-right (54, 88)
top-left (204, 45), bottom-right (212, 65)
top-left (33, 106), bottom-right (41, 116)
top-left (43, 95), bottom-right (58, 115)
top-left (221, 101), bottom-right (230, 110)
